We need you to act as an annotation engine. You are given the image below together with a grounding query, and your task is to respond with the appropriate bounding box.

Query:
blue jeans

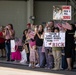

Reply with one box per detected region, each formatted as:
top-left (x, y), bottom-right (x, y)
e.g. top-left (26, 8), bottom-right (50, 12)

top-left (45, 47), bottom-right (54, 68)
top-left (37, 46), bottom-right (46, 67)
top-left (5, 40), bottom-right (11, 60)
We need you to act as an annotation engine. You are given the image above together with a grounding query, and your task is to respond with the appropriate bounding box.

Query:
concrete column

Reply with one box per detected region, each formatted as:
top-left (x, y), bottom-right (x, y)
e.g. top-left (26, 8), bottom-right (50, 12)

top-left (27, 0), bottom-right (34, 24)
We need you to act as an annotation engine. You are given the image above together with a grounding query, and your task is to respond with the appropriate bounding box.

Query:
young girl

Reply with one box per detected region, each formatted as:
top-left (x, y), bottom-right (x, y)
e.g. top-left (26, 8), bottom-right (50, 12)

top-left (20, 46), bottom-right (27, 64)
top-left (11, 38), bottom-right (21, 62)
top-left (29, 38), bottom-right (36, 68)
top-left (15, 39), bottom-right (21, 61)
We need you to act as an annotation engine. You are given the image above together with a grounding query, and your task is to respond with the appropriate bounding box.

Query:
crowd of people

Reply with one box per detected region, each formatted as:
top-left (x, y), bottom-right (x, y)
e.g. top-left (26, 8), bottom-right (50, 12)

top-left (0, 21), bottom-right (76, 71)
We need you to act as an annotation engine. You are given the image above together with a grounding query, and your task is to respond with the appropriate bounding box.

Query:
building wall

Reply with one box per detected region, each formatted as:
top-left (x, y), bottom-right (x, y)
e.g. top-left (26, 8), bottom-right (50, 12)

top-left (0, 1), bottom-right (27, 38)
top-left (34, 1), bottom-right (71, 25)
top-left (0, 1), bottom-right (73, 38)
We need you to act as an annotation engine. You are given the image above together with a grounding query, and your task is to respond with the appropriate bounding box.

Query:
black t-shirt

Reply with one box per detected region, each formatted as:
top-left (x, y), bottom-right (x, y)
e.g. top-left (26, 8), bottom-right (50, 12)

top-left (35, 31), bottom-right (43, 46)
top-left (65, 30), bottom-right (75, 49)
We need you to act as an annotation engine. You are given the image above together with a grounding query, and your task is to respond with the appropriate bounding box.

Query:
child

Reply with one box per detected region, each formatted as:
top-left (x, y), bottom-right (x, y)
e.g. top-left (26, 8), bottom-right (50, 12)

top-left (45, 47), bottom-right (54, 69)
top-left (20, 47), bottom-right (27, 64)
top-left (29, 38), bottom-right (36, 68)
top-left (47, 49), bottom-right (54, 69)
top-left (52, 27), bottom-right (62, 70)
top-left (11, 38), bottom-right (21, 62)
top-left (15, 45), bottom-right (21, 61)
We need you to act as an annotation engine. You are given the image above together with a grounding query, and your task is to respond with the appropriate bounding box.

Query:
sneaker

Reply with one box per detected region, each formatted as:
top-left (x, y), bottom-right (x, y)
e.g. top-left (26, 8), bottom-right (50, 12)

top-left (29, 63), bottom-right (31, 67)
top-left (51, 68), bottom-right (60, 70)
top-left (20, 60), bottom-right (26, 64)
top-left (35, 64), bottom-right (40, 67)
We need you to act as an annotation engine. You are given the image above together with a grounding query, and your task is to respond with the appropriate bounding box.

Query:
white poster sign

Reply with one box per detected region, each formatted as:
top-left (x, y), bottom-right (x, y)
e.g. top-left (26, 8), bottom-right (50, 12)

top-left (53, 5), bottom-right (71, 20)
top-left (44, 32), bottom-right (65, 47)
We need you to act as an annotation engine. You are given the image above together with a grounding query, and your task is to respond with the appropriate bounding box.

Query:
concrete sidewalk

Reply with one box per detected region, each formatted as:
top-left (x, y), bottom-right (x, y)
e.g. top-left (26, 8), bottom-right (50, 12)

top-left (0, 61), bottom-right (76, 75)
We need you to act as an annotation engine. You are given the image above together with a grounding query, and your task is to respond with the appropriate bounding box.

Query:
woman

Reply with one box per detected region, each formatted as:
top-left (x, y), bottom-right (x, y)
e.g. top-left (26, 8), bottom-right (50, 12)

top-left (34, 25), bottom-right (45, 67)
top-left (5, 24), bottom-right (15, 61)
top-left (29, 38), bottom-right (36, 68)
top-left (64, 24), bottom-right (75, 70)
top-left (22, 29), bottom-right (30, 63)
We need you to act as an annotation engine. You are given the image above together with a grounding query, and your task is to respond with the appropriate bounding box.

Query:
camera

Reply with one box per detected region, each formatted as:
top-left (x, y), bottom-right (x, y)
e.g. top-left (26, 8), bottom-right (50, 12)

top-left (5, 26), bottom-right (9, 30)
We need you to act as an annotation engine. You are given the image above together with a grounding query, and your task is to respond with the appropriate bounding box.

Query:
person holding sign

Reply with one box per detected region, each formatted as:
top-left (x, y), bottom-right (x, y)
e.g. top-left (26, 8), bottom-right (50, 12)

top-left (44, 27), bottom-right (54, 69)
top-left (52, 27), bottom-right (62, 70)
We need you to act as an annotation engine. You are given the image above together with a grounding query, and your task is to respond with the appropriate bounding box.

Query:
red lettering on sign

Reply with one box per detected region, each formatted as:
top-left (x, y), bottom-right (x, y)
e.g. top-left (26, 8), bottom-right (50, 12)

top-left (63, 16), bottom-right (70, 19)
top-left (52, 43), bottom-right (65, 47)
top-left (62, 6), bottom-right (70, 9)
top-left (61, 43), bottom-right (65, 47)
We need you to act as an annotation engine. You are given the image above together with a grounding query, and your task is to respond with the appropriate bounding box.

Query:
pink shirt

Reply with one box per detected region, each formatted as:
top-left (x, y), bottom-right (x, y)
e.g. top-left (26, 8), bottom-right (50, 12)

top-left (5, 30), bottom-right (11, 40)
top-left (29, 40), bottom-right (36, 48)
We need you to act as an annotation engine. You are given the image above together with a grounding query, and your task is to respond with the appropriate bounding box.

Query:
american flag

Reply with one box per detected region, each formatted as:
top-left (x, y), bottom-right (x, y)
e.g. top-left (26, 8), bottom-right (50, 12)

top-left (62, 22), bottom-right (72, 30)
top-left (56, 23), bottom-right (62, 30)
